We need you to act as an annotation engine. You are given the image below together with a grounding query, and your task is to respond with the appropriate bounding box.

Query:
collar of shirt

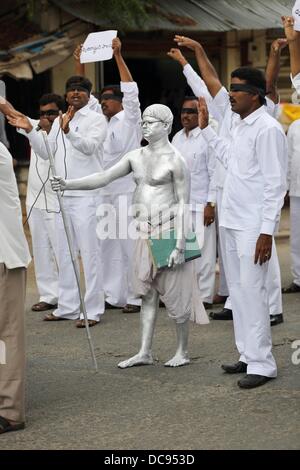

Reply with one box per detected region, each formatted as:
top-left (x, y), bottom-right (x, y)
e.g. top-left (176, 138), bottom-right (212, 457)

top-left (242, 105), bottom-right (266, 126)
top-left (108, 109), bottom-right (125, 124)
top-left (182, 126), bottom-right (202, 139)
top-left (74, 103), bottom-right (91, 117)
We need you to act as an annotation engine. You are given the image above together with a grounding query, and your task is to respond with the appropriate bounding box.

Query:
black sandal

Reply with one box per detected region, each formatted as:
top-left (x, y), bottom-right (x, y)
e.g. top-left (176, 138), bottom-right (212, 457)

top-left (282, 283), bottom-right (300, 294)
top-left (0, 416), bottom-right (25, 434)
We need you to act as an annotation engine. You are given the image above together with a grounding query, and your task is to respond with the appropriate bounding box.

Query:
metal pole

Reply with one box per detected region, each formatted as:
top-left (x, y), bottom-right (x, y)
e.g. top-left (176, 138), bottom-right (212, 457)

top-left (41, 131), bottom-right (98, 371)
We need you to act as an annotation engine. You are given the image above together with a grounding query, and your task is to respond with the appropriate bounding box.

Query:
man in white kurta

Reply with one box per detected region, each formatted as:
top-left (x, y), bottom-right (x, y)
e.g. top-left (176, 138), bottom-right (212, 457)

top-left (0, 142), bottom-right (31, 433)
top-left (99, 38), bottom-right (142, 312)
top-left (172, 40), bottom-right (284, 326)
top-left (172, 97), bottom-right (216, 307)
top-left (18, 94), bottom-right (65, 312)
top-left (198, 67), bottom-right (287, 388)
top-left (9, 76), bottom-right (107, 326)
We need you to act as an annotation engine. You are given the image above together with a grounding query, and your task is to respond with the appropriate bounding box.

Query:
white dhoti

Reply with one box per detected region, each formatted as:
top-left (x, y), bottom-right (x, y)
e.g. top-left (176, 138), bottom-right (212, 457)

top-left (131, 225), bottom-right (209, 325)
top-left (99, 193), bottom-right (141, 307)
top-left (54, 196), bottom-right (104, 321)
top-left (27, 206), bottom-right (58, 305)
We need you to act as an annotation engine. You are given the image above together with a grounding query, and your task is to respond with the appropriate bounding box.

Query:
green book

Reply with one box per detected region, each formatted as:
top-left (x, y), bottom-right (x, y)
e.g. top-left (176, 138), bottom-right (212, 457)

top-left (147, 229), bottom-right (201, 269)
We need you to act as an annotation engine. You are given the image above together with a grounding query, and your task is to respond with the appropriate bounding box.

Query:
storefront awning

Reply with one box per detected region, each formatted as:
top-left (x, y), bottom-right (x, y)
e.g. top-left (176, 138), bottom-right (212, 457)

top-left (50, 0), bottom-right (295, 32)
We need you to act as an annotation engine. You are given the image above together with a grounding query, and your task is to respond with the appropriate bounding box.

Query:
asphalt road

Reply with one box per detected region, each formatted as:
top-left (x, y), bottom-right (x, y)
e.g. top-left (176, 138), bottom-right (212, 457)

top-left (0, 235), bottom-right (299, 450)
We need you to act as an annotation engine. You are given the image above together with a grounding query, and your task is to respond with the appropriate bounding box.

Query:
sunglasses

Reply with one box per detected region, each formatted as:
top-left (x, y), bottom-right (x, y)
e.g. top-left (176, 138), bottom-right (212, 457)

top-left (39, 110), bottom-right (60, 117)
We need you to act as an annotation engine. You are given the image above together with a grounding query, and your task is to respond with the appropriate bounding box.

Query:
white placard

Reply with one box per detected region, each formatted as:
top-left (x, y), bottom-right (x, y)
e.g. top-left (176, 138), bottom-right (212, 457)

top-left (80, 30), bottom-right (117, 63)
top-left (292, 0), bottom-right (300, 32)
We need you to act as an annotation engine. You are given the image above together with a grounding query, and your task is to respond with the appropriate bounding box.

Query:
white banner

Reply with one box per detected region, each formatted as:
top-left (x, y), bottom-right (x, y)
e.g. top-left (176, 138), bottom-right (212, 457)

top-left (80, 30), bottom-right (118, 63)
top-left (292, 0), bottom-right (300, 32)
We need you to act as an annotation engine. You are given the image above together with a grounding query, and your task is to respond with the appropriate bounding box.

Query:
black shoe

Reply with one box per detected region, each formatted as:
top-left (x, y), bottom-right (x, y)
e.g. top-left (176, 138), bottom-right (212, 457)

top-left (105, 301), bottom-right (121, 310)
top-left (282, 283), bottom-right (300, 294)
top-left (209, 308), bottom-right (233, 320)
top-left (221, 361), bottom-right (247, 374)
top-left (203, 302), bottom-right (213, 309)
top-left (238, 374), bottom-right (273, 389)
top-left (270, 313), bottom-right (284, 327)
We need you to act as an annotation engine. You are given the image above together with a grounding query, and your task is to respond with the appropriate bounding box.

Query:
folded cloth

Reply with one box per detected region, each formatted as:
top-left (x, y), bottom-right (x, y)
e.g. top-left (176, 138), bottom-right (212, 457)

top-left (132, 219), bottom-right (209, 325)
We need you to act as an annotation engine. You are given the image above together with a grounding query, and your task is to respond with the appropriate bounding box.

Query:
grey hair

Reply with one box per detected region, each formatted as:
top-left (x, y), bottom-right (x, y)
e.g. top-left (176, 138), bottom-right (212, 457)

top-left (143, 104), bottom-right (173, 134)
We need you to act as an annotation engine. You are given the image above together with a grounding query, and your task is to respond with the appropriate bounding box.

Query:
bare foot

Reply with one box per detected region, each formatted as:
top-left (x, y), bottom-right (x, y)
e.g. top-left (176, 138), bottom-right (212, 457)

top-left (118, 353), bottom-right (154, 369)
top-left (164, 352), bottom-right (190, 367)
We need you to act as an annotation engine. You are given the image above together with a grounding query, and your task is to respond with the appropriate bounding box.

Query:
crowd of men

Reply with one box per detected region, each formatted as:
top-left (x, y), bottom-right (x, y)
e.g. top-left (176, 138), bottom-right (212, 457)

top-left (0, 14), bottom-right (300, 434)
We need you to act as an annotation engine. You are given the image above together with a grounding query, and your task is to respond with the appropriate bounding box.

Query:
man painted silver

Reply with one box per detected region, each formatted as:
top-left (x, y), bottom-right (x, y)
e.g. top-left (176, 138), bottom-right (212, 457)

top-left (51, 104), bottom-right (194, 368)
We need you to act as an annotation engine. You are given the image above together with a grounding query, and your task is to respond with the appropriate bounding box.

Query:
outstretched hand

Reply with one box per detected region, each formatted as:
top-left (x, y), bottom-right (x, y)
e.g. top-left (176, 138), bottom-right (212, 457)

top-left (7, 114), bottom-right (33, 133)
top-left (174, 35), bottom-right (201, 51)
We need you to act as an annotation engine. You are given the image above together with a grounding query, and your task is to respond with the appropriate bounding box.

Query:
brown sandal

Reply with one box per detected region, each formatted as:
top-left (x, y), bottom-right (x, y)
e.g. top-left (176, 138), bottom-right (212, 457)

top-left (75, 319), bottom-right (99, 328)
top-left (32, 302), bottom-right (57, 312)
top-left (43, 313), bottom-right (68, 321)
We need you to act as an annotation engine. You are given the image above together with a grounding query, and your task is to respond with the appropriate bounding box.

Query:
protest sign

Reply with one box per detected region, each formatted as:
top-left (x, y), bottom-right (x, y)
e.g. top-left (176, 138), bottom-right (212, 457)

top-left (80, 30), bottom-right (117, 63)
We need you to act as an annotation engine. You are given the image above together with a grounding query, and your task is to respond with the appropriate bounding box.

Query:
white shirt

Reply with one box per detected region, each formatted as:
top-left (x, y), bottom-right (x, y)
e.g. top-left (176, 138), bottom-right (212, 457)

top-left (210, 87), bottom-right (281, 189)
top-left (102, 81), bottom-right (142, 195)
top-left (172, 127), bottom-right (216, 210)
top-left (183, 64), bottom-right (222, 122)
top-left (287, 118), bottom-right (300, 196)
top-left (201, 106), bottom-right (288, 235)
top-left (291, 72), bottom-right (300, 94)
top-left (0, 143), bottom-right (31, 269)
top-left (26, 104), bottom-right (107, 197)
top-left (18, 119), bottom-right (57, 211)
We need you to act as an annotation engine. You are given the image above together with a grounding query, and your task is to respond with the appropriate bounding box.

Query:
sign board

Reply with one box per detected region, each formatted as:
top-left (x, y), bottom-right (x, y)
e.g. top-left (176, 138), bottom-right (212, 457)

top-left (80, 30), bottom-right (117, 63)
top-left (292, 0), bottom-right (300, 32)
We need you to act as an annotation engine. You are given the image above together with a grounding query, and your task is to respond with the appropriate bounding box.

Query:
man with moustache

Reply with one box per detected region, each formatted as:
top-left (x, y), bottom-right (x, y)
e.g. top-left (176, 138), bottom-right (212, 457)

top-left (8, 76), bottom-right (107, 327)
top-left (172, 96), bottom-right (216, 308)
top-left (197, 66), bottom-right (287, 388)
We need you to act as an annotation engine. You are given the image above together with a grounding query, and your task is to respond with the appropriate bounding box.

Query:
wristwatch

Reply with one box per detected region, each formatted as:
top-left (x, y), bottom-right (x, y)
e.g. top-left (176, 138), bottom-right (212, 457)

top-left (206, 202), bottom-right (216, 208)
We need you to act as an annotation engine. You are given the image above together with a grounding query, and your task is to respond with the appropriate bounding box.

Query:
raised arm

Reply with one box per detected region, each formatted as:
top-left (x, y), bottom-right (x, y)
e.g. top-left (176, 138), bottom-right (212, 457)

top-left (265, 38), bottom-right (288, 103)
top-left (174, 35), bottom-right (222, 97)
top-left (73, 44), bottom-right (85, 76)
top-left (51, 154), bottom-right (132, 192)
top-left (197, 97), bottom-right (231, 168)
top-left (113, 37), bottom-right (133, 82)
top-left (282, 16), bottom-right (300, 78)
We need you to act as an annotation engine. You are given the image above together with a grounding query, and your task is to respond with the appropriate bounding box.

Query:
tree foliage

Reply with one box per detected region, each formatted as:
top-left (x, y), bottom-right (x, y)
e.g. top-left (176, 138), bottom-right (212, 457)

top-left (26, 0), bottom-right (156, 30)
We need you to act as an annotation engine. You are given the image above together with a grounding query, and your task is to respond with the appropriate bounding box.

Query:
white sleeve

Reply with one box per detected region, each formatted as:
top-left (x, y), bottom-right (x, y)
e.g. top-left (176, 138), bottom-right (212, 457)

top-left (256, 127), bottom-right (288, 235)
top-left (88, 94), bottom-right (103, 114)
top-left (120, 81), bottom-right (142, 126)
top-left (66, 114), bottom-right (107, 155)
top-left (291, 73), bottom-right (300, 94)
top-left (26, 118), bottom-right (59, 160)
top-left (201, 125), bottom-right (231, 169)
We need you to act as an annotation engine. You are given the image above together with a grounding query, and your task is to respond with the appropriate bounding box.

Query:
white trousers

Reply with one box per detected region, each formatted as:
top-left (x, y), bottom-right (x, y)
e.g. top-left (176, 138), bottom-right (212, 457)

top-left (216, 189), bottom-right (229, 297)
top-left (217, 189), bottom-right (282, 315)
top-left (224, 227), bottom-right (277, 377)
top-left (27, 206), bottom-right (58, 305)
top-left (54, 197), bottom-right (104, 321)
top-left (290, 196), bottom-right (300, 286)
top-left (192, 210), bottom-right (216, 303)
top-left (99, 193), bottom-right (141, 307)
